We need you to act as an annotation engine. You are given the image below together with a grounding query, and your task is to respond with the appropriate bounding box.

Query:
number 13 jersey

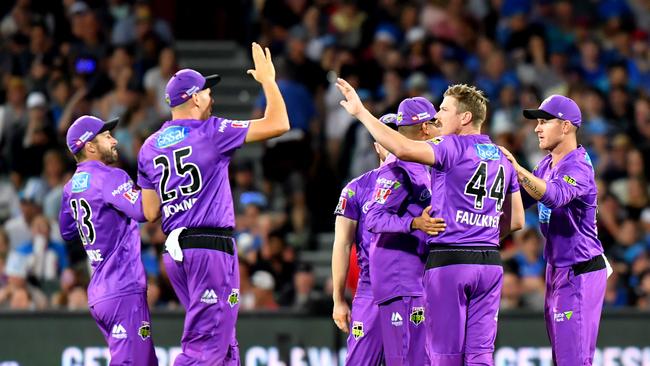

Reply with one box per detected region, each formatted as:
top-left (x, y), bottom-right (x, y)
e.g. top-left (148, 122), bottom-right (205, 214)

top-left (426, 134), bottom-right (520, 246)
top-left (59, 161), bottom-right (147, 306)
top-left (137, 117), bottom-right (250, 234)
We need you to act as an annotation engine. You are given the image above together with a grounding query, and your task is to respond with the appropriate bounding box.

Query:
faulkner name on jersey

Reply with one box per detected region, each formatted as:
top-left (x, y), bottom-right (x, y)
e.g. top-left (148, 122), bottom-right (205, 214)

top-left (455, 210), bottom-right (500, 228)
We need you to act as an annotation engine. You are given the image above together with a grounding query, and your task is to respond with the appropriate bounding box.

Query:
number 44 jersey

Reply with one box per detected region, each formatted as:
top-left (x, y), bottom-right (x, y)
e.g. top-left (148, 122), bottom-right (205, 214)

top-left (137, 117), bottom-right (250, 234)
top-left (427, 134), bottom-right (520, 246)
top-left (59, 160), bottom-right (147, 306)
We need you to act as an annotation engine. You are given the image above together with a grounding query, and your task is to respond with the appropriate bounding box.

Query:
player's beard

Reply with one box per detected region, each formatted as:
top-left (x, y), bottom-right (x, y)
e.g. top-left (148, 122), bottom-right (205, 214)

top-left (99, 144), bottom-right (118, 164)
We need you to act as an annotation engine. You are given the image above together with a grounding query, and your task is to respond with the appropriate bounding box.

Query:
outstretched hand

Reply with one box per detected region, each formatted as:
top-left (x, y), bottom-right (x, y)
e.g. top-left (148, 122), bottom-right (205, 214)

top-left (247, 42), bottom-right (275, 84)
top-left (335, 78), bottom-right (364, 116)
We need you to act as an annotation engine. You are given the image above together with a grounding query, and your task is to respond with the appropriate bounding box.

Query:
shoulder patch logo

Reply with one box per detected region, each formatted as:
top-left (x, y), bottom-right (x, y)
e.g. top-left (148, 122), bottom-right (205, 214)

top-left (430, 136), bottom-right (444, 145)
top-left (71, 172), bottom-right (91, 193)
top-left (562, 175), bottom-right (577, 186)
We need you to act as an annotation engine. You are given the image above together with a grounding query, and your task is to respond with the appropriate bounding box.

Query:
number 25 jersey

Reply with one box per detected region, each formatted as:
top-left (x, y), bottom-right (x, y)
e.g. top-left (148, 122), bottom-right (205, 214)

top-left (427, 134), bottom-right (519, 246)
top-left (137, 117), bottom-right (250, 234)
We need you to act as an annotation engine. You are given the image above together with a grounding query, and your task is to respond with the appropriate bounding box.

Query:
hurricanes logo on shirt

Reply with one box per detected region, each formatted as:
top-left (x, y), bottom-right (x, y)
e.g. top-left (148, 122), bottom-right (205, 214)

top-left (343, 188), bottom-right (355, 198)
top-left (201, 289), bottom-right (218, 304)
top-left (111, 324), bottom-right (127, 339)
top-left (410, 307), bottom-right (425, 326)
top-left (228, 289), bottom-right (240, 307)
top-left (138, 321), bottom-right (151, 340)
top-left (351, 321), bottom-right (364, 340)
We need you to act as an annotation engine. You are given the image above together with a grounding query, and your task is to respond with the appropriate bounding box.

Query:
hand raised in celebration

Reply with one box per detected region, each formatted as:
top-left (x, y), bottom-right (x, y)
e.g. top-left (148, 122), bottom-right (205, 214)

top-left (247, 42), bottom-right (275, 84)
top-left (336, 78), bottom-right (364, 117)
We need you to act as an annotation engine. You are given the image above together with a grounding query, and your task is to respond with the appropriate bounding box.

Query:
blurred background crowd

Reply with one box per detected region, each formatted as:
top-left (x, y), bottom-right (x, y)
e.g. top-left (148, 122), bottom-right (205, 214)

top-left (0, 0), bottom-right (649, 314)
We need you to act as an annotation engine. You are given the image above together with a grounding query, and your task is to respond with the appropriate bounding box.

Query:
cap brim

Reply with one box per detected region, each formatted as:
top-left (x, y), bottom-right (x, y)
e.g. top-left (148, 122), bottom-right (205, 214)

top-left (203, 74), bottom-right (221, 89)
top-left (98, 117), bottom-right (119, 133)
top-left (523, 109), bottom-right (558, 120)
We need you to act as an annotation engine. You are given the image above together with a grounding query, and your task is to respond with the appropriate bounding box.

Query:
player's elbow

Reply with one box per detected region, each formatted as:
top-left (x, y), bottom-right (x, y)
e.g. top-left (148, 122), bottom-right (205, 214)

top-left (144, 208), bottom-right (160, 223)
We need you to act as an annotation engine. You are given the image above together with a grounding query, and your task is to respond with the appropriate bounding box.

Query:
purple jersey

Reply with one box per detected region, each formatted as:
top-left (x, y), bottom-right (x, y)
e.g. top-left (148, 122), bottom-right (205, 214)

top-left (427, 134), bottom-right (519, 246)
top-left (137, 117), bottom-right (250, 233)
top-left (334, 169), bottom-right (380, 299)
top-left (59, 161), bottom-right (146, 306)
top-left (366, 155), bottom-right (430, 303)
top-left (534, 146), bottom-right (603, 266)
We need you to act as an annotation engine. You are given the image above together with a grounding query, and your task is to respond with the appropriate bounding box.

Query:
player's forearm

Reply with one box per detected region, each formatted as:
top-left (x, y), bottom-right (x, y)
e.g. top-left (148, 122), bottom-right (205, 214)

top-left (260, 80), bottom-right (290, 136)
top-left (331, 239), bottom-right (352, 303)
top-left (515, 167), bottom-right (546, 201)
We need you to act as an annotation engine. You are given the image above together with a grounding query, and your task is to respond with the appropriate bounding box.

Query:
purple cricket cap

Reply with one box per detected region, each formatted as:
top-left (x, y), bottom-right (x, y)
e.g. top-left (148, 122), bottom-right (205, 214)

top-left (66, 115), bottom-right (118, 154)
top-left (396, 97), bottom-right (437, 126)
top-left (379, 113), bottom-right (399, 130)
top-left (523, 94), bottom-right (582, 127)
top-left (164, 68), bottom-right (221, 108)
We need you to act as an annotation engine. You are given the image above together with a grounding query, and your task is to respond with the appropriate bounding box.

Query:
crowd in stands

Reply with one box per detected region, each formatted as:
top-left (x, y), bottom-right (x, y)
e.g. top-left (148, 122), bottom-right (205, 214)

top-left (1, 0), bottom-right (650, 312)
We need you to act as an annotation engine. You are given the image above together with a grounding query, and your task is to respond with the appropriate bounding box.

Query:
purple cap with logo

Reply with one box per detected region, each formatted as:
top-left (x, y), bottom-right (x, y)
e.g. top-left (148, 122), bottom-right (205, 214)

top-left (396, 97), bottom-right (437, 126)
top-left (523, 94), bottom-right (582, 127)
top-left (164, 68), bottom-right (221, 108)
top-left (66, 115), bottom-right (118, 154)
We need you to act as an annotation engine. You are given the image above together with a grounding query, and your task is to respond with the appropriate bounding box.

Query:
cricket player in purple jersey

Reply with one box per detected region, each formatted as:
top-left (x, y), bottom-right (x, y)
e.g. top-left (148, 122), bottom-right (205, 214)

top-left (365, 98), bottom-right (443, 366)
top-left (499, 95), bottom-right (608, 366)
top-left (332, 113), bottom-right (443, 366)
top-left (59, 115), bottom-right (157, 365)
top-left (337, 79), bottom-right (525, 365)
top-left (137, 43), bottom-right (289, 365)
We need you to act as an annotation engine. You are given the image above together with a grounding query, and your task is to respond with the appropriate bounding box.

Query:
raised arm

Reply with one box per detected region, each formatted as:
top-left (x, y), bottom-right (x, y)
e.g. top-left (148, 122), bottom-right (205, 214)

top-left (336, 78), bottom-right (434, 165)
top-left (245, 43), bottom-right (290, 143)
top-left (331, 215), bottom-right (357, 333)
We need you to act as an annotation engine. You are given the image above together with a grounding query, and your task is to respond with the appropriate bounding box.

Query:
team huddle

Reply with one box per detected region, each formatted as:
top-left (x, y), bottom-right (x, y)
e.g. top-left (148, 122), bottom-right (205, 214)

top-left (57, 40), bottom-right (607, 366)
top-left (332, 79), bottom-right (609, 366)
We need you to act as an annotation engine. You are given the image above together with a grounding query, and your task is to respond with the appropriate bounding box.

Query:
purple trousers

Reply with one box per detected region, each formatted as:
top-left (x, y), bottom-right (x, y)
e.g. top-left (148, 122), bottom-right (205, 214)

top-left (345, 296), bottom-right (384, 366)
top-left (164, 248), bottom-right (240, 366)
top-left (89, 292), bottom-right (158, 366)
top-left (545, 264), bottom-right (606, 366)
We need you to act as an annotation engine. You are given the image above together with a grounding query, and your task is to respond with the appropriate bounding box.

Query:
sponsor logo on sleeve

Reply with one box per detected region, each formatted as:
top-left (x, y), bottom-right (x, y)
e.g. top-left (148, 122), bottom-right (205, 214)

top-left (156, 126), bottom-right (189, 148)
top-left (123, 188), bottom-right (140, 204)
top-left (538, 202), bottom-right (551, 224)
top-left (231, 121), bottom-right (250, 128)
top-left (71, 172), bottom-right (91, 193)
top-left (334, 197), bottom-right (347, 215)
top-left (112, 180), bottom-right (133, 196)
top-left (430, 136), bottom-right (444, 145)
